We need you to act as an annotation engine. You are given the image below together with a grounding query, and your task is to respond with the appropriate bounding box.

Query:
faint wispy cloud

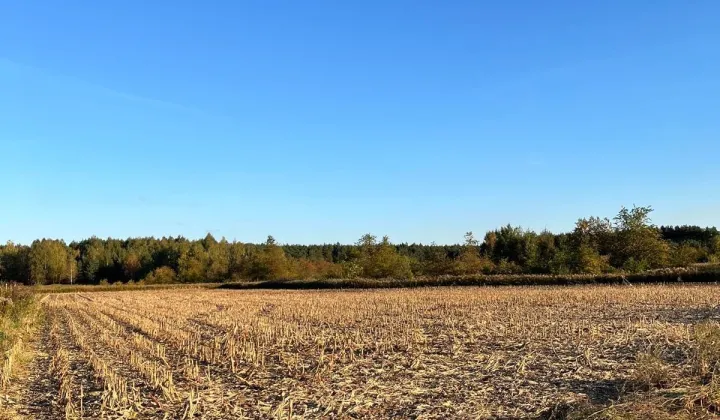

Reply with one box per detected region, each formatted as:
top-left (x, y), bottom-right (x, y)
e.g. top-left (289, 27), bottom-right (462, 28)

top-left (527, 159), bottom-right (546, 167)
top-left (0, 56), bottom-right (216, 117)
top-left (93, 82), bottom-right (208, 115)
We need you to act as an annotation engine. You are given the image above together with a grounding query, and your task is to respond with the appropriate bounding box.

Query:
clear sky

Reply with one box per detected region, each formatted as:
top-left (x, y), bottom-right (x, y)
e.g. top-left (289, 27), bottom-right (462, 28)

top-left (1, 0), bottom-right (719, 245)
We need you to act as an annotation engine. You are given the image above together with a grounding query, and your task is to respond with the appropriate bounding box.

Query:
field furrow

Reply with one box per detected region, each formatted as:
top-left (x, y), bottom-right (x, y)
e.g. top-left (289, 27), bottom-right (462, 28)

top-left (4, 285), bottom-right (720, 418)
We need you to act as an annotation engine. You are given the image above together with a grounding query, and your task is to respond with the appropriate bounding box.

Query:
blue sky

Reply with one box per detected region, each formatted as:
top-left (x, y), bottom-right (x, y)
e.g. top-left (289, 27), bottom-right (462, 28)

top-left (1, 0), bottom-right (719, 245)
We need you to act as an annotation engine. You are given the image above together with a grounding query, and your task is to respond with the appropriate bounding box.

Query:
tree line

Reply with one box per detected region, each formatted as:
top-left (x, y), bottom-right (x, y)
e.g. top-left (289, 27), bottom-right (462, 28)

top-left (1, 206), bottom-right (718, 285)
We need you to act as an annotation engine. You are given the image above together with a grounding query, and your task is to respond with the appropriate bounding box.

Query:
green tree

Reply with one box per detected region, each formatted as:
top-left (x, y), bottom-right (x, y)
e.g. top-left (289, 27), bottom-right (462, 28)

top-left (670, 243), bottom-right (705, 267)
top-left (206, 239), bottom-right (231, 281)
top-left (530, 231), bottom-right (557, 273)
top-left (80, 238), bottom-right (111, 283)
top-left (567, 219), bottom-right (611, 274)
top-left (570, 244), bottom-right (609, 274)
top-left (356, 234), bottom-right (413, 279)
top-left (422, 243), bottom-right (454, 276)
top-left (455, 232), bottom-right (492, 274)
top-left (123, 251), bottom-right (142, 281)
top-left (487, 225), bottom-right (537, 269)
top-left (178, 243), bottom-right (209, 282)
top-left (482, 231), bottom-right (497, 257)
top-left (574, 216), bottom-right (614, 255)
top-left (245, 236), bottom-right (290, 281)
top-left (0, 242), bottom-right (31, 283)
top-left (610, 206), bottom-right (670, 271)
top-left (228, 242), bottom-right (248, 280)
top-left (710, 236), bottom-right (720, 261)
top-left (29, 239), bottom-right (74, 284)
top-left (201, 233), bottom-right (218, 249)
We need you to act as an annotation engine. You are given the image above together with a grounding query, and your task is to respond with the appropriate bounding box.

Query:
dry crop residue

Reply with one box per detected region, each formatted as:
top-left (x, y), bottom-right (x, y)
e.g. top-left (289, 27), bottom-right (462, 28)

top-left (6, 285), bottom-right (720, 418)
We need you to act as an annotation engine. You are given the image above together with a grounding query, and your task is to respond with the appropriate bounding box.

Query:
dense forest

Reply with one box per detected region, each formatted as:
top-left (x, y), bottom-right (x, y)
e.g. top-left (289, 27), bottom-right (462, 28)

top-left (1, 206), bottom-right (718, 285)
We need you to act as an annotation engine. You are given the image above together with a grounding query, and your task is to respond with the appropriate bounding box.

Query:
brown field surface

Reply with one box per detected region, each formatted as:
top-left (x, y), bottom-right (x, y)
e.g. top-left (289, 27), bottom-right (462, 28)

top-left (2, 285), bottom-right (720, 419)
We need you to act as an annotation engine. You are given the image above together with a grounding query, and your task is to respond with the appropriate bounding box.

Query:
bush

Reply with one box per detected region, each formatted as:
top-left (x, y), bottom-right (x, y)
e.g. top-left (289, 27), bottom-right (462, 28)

top-left (356, 235), bottom-right (414, 279)
top-left (289, 259), bottom-right (344, 280)
top-left (0, 284), bottom-right (34, 328)
top-left (495, 259), bottom-right (523, 275)
top-left (671, 243), bottom-right (705, 267)
top-left (453, 253), bottom-right (494, 275)
top-left (623, 258), bottom-right (650, 274)
top-left (142, 266), bottom-right (177, 284)
top-left (341, 261), bottom-right (362, 279)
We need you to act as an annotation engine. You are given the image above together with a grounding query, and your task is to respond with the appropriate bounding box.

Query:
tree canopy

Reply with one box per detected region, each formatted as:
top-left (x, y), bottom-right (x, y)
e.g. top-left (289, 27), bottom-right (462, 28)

top-left (1, 205), bottom-right (717, 285)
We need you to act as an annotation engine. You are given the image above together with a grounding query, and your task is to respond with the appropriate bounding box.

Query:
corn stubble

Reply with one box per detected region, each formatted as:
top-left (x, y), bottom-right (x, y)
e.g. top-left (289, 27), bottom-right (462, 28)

top-left (17, 285), bottom-right (720, 418)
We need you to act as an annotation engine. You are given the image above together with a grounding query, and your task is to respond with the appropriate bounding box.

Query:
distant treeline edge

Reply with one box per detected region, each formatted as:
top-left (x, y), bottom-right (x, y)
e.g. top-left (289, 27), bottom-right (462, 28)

top-left (1, 205), bottom-right (719, 285)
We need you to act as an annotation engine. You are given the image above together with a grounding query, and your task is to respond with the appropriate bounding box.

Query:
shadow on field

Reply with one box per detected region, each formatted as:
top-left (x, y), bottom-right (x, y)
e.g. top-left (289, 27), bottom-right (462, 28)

top-left (219, 266), bottom-right (720, 290)
top-left (538, 378), bottom-right (625, 419)
top-left (568, 378), bottom-right (625, 404)
top-left (652, 305), bottom-right (720, 325)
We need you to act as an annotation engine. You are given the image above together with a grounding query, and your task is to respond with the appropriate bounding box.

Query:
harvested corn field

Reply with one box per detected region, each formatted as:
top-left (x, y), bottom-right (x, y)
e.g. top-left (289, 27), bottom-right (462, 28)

top-left (3, 285), bottom-right (720, 419)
